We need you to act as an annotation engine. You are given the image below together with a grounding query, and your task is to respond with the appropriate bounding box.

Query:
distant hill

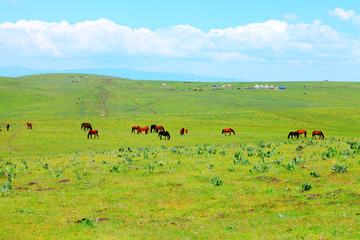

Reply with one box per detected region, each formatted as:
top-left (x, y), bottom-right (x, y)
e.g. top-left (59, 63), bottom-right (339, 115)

top-left (0, 66), bottom-right (247, 82)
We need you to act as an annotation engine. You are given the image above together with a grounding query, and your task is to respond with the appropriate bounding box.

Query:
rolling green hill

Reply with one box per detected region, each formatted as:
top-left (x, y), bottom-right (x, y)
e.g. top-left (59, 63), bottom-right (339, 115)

top-left (1, 74), bottom-right (360, 239)
top-left (1, 74), bottom-right (360, 157)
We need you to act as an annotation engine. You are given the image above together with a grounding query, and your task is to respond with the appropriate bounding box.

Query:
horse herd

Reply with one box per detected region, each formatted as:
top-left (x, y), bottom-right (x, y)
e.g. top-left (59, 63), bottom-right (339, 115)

top-left (288, 130), bottom-right (325, 139)
top-left (1, 122), bottom-right (325, 141)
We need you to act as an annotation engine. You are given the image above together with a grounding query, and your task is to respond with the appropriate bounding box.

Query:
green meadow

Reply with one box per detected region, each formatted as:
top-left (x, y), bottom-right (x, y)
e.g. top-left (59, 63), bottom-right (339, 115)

top-left (1, 74), bottom-right (360, 239)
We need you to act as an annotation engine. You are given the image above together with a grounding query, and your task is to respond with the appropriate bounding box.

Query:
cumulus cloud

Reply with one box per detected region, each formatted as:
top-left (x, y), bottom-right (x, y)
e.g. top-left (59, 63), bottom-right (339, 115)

top-left (330, 8), bottom-right (360, 26)
top-left (0, 18), bottom-right (358, 70)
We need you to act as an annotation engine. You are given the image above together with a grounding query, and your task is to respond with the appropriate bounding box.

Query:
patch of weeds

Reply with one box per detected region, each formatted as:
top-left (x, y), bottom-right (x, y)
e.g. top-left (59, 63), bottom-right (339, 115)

top-left (322, 147), bottom-right (337, 159)
top-left (75, 172), bottom-right (82, 180)
top-left (310, 171), bottom-right (320, 177)
top-left (148, 163), bottom-right (155, 172)
top-left (301, 182), bottom-right (312, 191)
top-left (292, 156), bottom-right (302, 165)
top-left (228, 167), bottom-right (235, 172)
top-left (110, 165), bottom-right (120, 173)
top-left (208, 163), bottom-right (214, 170)
top-left (296, 145), bottom-right (304, 152)
top-left (208, 148), bottom-right (217, 154)
top-left (43, 163), bottom-right (49, 169)
top-left (332, 163), bottom-right (348, 173)
top-left (273, 157), bottom-right (284, 165)
top-left (80, 217), bottom-right (98, 227)
top-left (283, 162), bottom-right (295, 170)
top-left (219, 150), bottom-right (226, 156)
top-left (250, 162), bottom-right (270, 173)
top-left (0, 181), bottom-right (12, 195)
top-left (211, 176), bottom-right (223, 186)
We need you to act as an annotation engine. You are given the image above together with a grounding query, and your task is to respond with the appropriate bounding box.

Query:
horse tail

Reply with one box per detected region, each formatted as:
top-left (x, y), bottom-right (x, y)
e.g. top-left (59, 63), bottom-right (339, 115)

top-left (305, 131), bottom-right (307, 137)
top-left (321, 132), bottom-right (325, 139)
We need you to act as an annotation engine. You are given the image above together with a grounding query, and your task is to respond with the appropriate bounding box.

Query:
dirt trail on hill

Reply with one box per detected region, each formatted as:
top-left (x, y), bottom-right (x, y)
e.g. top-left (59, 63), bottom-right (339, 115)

top-left (131, 98), bottom-right (164, 114)
top-left (90, 86), bottom-right (109, 117)
top-left (8, 130), bottom-right (21, 152)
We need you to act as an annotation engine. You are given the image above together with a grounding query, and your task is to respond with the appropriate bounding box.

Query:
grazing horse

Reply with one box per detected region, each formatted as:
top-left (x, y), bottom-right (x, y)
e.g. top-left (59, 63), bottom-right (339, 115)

top-left (27, 122), bottom-right (32, 129)
top-left (312, 131), bottom-right (324, 139)
top-left (180, 128), bottom-right (185, 135)
top-left (87, 128), bottom-right (99, 139)
top-left (158, 130), bottom-right (170, 140)
top-left (150, 124), bottom-right (157, 133)
top-left (222, 128), bottom-right (235, 136)
top-left (297, 130), bottom-right (307, 137)
top-left (81, 123), bottom-right (92, 131)
top-left (132, 126), bottom-right (140, 133)
top-left (6, 124), bottom-right (10, 131)
top-left (137, 126), bottom-right (149, 134)
top-left (288, 131), bottom-right (299, 139)
top-left (180, 128), bottom-right (188, 135)
top-left (155, 125), bottom-right (165, 133)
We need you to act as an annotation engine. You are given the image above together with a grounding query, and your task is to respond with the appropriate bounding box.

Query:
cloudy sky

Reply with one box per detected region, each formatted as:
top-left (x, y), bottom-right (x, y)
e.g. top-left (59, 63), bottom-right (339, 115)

top-left (1, 0), bottom-right (360, 81)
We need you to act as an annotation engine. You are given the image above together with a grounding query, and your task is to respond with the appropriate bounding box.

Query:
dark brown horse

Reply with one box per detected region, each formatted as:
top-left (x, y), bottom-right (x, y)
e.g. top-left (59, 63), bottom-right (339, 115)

top-left (27, 122), bottom-right (32, 129)
top-left (297, 130), bottom-right (307, 137)
top-left (132, 126), bottom-right (140, 133)
top-left (158, 130), bottom-right (170, 140)
top-left (150, 124), bottom-right (157, 133)
top-left (312, 131), bottom-right (324, 139)
top-left (137, 126), bottom-right (149, 134)
top-left (222, 128), bottom-right (235, 136)
top-left (6, 124), bottom-right (10, 131)
top-left (88, 128), bottom-right (99, 139)
top-left (288, 131), bottom-right (299, 139)
top-left (81, 123), bottom-right (92, 131)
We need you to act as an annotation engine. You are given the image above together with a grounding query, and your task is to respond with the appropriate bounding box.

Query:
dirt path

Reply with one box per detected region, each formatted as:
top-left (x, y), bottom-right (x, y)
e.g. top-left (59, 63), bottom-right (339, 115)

top-left (132, 98), bottom-right (164, 114)
top-left (8, 130), bottom-right (21, 152)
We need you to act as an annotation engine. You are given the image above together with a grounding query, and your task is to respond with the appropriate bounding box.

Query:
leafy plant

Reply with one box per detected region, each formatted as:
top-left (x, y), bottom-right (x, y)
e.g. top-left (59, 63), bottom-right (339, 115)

top-left (310, 171), bottom-right (320, 177)
top-left (331, 163), bottom-right (348, 173)
top-left (301, 182), bottom-right (312, 191)
top-left (211, 176), bottom-right (223, 186)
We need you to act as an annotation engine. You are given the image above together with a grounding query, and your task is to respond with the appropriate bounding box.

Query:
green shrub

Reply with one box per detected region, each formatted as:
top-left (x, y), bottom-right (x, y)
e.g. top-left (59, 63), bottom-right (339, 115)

top-left (301, 182), bottom-right (312, 191)
top-left (332, 163), bottom-right (348, 173)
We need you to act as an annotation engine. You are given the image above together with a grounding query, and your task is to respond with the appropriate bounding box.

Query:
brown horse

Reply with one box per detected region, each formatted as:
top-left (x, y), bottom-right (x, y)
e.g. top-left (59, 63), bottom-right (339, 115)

top-left (222, 128), bottom-right (235, 136)
top-left (137, 126), bottom-right (149, 134)
top-left (312, 131), bottom-right (324, 139)
top-left (27, 122), bottom-right (32, 129)
top-left (81, 123), bottom-right (92, 131)
top-left (158, 130), bottom-right (171, 140)
top-left (132, 126), bottom-right (140, 133)
top-left (6, 124), bottom-right (10, 131)
top-left (155, 125), bottom-right (164, 133)
top-left (180, 128), bottom-right (188, 135)
top-left (297, 130), bottom-right (307, 137)
top-left (88, 129), bottom-right (99, 139)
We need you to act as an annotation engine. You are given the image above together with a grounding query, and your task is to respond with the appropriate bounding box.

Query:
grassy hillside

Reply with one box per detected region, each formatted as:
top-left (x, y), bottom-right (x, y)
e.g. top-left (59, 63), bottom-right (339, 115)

top-left (1, 74), bottom-right (360, 239)
top-left (1, 74), bottom-right (360, 157)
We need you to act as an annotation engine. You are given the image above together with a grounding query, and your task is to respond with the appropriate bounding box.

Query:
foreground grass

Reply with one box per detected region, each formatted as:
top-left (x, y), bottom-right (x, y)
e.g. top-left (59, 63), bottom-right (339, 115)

top-left (1, 138), bottom-right (360, 239)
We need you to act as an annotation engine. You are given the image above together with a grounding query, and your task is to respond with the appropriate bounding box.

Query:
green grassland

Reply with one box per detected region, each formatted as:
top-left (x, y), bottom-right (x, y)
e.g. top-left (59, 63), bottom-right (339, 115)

top-left (1, 74), bottom-right (360, 239)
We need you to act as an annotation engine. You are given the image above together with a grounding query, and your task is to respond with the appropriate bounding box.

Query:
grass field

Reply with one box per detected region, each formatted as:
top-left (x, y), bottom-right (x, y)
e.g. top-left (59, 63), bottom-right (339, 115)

top-left (1, 74), bottom-right (360, 239)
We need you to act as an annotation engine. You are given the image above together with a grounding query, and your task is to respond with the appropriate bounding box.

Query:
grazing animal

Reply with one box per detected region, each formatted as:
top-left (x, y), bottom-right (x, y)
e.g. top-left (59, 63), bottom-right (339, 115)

top-left (222, 128), bottom-right (235, 136)
top-left (180, 128), bottom-right (188, 135)
top-left (27, 122), bottom-right (32, 129)
top-left (312, 131), bottom-right (324, 139)
top-left (155, 125), bottom-right (165, 133)
top-left (158, 130), bottom-right (170, 140)
top-left (297, 130), bottom-right (307, 137)
top-left (6, 124), bottom-right (10, 131)
top-left (87, 128), bottom-right (99, 139)
top-left (288, 131), bottom-right (299, 139)
top-left (132, 126), bottom-right (140, 133)
top-left (137, 126), bottom-right (149, 134)
top-left (81, 123), bottom-right (92, 131)
top-left (150, 124), bottom-right (157, 133)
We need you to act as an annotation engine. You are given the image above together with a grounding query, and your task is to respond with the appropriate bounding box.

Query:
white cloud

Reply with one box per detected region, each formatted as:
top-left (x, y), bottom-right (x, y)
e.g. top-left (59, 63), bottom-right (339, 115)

top-left (0, 18), bottom-right (358, 69)
top-left (329, 8), bottom-right (360, 26)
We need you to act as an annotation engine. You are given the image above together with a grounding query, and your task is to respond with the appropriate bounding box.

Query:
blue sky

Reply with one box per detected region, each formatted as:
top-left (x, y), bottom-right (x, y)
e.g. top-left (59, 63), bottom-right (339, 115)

top-left (1, 0), bottom-right (360, 81)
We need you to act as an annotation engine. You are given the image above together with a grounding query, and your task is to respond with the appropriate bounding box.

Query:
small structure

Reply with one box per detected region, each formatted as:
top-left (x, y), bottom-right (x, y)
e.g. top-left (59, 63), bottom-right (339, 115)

top-left (222, 85), bottom-right (226, 88)
top-left (162, 83), bottom-right (167, 87)
top-left (213, 84), bottom-right (217, 88)
top-left (227, 84), bottom-right (232, 88)
top-left (269, 85), bottom-right (274, 89)
top-left (254, 84), bottom-right (260, 89)
top-left (259, 84), bottom-right (264, 89)
top-left (264, 85), bottom-right (269, 89)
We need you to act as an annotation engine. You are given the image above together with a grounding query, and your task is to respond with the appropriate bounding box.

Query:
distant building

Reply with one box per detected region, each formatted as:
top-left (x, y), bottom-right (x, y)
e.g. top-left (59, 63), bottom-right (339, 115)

top-left (162, 83), bottom-right (167, 87)
top-left (254, 84), bottom-right (260, 89)
top-left (264, 85), bottom-right (269, 89)
top-left (269, 85), bottom-right (275, 89)
top-left (260, 84), bottom-right (264, 89)
top-left (227, 84), bottom-right (232, 88)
